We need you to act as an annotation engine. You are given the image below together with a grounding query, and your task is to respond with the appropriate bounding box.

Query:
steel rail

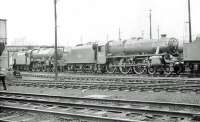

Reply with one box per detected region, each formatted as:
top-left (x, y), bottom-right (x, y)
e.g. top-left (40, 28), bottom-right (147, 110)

top-left (21, 72), bottom-right (200, 81)
top-left (0, 105), bottom-right (138, 122)
top-left (0, 92), bottom-right (199, 117)
top-left (7, 81), bottom-right (200, 93)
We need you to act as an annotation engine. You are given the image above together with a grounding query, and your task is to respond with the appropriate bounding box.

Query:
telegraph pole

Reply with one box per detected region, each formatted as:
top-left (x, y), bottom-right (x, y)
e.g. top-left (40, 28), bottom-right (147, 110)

top-left (188, 0), bottom-right (192, 43)
top-left (141, 30), bottom-right (144, 38)
top-left (157, 25), bottom-right (160, 41)
top-left (149, 9), bottom-right (152, 39)
top-left (54, 0), bottom-right (58, 80)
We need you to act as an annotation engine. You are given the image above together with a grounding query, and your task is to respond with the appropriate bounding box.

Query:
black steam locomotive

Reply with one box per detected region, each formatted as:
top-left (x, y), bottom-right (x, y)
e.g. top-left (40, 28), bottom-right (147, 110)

top-left (12, 34), bottom-right (200, 75)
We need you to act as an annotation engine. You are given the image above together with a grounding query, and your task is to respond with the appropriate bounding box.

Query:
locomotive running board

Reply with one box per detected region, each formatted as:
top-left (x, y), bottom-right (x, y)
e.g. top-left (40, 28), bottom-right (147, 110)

top-left (107, 53), bottom-right (165, 59)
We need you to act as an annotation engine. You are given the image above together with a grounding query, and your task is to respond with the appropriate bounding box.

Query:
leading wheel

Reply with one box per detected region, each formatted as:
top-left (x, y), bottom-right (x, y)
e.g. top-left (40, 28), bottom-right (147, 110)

top-left (148, 66), bottom-right (156, 75)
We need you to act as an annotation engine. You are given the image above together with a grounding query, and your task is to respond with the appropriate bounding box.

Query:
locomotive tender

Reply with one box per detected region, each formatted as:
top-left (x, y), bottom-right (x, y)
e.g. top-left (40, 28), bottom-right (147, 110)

top-left (183, 35), bottom-right (200, 73)
top-left (12, 34), bottom-right (200, 75)
top-left (65, 43), bottom-right (106, 72)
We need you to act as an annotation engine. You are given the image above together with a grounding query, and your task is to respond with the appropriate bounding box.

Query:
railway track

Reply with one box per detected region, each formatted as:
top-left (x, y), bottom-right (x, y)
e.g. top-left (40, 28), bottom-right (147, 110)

top-left (0, 91), bottom-right (199, 122)
top-left (15, 72), bottom-right (200, 93)
top-left (7, 77), bottom-right (200, 93)
top-left (20, 70), bottom-right (200, 78)
top-left (20, 72), bottom-right (200, 83)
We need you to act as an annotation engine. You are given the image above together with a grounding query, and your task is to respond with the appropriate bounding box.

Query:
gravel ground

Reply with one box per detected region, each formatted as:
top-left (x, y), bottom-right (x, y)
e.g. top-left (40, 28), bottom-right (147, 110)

top-left (0, 110), bottom-right (78, 122)
top-left (1, 72), bottom-right (200, 105)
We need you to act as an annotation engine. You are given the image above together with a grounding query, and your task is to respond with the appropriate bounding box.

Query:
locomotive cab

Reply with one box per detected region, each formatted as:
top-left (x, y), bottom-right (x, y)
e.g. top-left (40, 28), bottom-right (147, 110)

top-left (97, 44), bottom-right (106, 64)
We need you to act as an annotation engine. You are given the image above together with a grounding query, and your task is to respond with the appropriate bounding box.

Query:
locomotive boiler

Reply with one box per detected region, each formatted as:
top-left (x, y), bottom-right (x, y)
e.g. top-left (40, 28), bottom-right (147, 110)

top-left (107, 35), bottom-right (178, 56)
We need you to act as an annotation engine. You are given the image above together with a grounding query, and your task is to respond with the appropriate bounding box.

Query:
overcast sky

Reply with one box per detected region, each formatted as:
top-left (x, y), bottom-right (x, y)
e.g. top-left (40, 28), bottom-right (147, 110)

top-left (0, 0), bottom-right (200, 46)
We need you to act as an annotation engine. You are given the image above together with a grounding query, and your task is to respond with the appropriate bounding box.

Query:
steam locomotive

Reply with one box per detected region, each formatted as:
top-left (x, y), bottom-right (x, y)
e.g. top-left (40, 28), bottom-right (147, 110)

top-left (12, 34), bottom-right (200, 75)
top-left (12, 48), bottom-right (64, 72)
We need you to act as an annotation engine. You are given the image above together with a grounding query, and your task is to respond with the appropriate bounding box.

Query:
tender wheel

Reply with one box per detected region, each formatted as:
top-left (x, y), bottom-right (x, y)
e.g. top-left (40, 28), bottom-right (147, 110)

top-left (32, 68), bottom-right (35, 72)
top-left (81, 65), bottom-right (86, 73)
top-left (164, 65), bottom-right (171, 75)
top-left (72, 64), bottom-right (77, 72)
top-left (106, 62), bottom-right (116, 73)
top-left (119, 59), bottom-right (132, 74)
top-left (133, 65), bottom-right (146, 74)
top-left (42, 66), bottom-right (46, 72)
top-left (100, 65), bottom-right (106, 73)
top-left (148, 66), bottom-right (156, 75)
top-left (97, 65), bottom-right (106, 73)
top-left (93, 65), bottom-right (98, 73)
top-left (88, 65), bottom-right (94, 73)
